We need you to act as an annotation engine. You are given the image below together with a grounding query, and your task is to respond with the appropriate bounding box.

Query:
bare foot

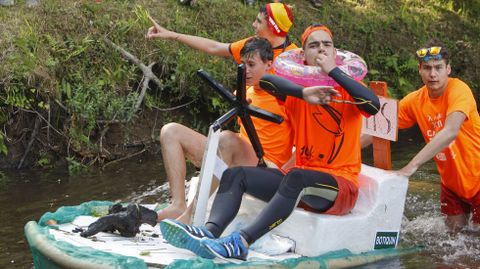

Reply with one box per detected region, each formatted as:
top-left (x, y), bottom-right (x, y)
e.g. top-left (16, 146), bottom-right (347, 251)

top-left (176, 207), bottom-right (193, 224)
top-left (156, 204), bottom-right (186, 222)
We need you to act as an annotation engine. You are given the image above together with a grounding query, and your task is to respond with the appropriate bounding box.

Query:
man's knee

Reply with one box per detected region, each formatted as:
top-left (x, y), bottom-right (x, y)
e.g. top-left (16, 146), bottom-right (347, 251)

top-left (218, 167), bottom-right (246, 193)
top-left (278, 169), bottom-right (304, 198)
top-left (219, 131), bottom-right (258, 166)
top-left (160, 122), bottom-right (186, 145)
top-left (219, 131), bottom-right (241, 149)
top-left (160, 122), bottom-right (195, 145)
top-left (219, 131), bottom-right (242, 164)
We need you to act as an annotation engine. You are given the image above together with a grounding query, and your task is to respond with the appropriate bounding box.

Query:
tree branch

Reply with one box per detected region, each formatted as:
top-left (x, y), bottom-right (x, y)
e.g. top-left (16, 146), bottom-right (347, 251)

top-left (103, 38), bottom-right (164, 118)
top-left (17, 116), bottom-right (41, 169)
top-left (18, 107), bottom-right (66, 138)
top-left (102, 147), bottom-right (146, 169)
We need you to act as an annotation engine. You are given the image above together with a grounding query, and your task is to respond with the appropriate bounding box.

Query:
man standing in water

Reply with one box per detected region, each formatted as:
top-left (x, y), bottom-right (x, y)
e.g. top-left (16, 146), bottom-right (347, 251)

top-left (365, 39), bottom-right (480, 232)
top-left (396, 40), bottom-right (480, 232)
top-left (145, 3), bottom-right (297, 223)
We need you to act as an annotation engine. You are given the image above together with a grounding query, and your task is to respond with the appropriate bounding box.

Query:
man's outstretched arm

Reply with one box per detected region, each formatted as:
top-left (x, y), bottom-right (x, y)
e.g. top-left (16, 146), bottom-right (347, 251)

top-left (146, 15), bottom-right (231, 57)
top-left (259, 74), bottom-right (340, 104)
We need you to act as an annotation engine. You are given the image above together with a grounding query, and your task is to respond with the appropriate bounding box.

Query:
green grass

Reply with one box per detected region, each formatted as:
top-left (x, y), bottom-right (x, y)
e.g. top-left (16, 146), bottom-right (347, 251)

top-left (0, 0), bottom-right (479, 167)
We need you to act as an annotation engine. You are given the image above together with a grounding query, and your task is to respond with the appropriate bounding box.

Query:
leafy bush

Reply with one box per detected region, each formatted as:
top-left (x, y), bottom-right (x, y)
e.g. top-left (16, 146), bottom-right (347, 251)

top-left (0, 0), bottom-right (478, 168)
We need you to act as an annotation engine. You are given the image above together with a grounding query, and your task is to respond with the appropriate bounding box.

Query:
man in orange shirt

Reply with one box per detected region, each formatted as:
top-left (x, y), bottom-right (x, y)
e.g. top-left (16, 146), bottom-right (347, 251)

top-left (146, 3), bottom-right (296, 65)
top-left (394, 40), bottom-right (480, 232)
top-left (145, 3), bottom-right (297, 223)
top-left (160, 24), bottom-right (380, 260)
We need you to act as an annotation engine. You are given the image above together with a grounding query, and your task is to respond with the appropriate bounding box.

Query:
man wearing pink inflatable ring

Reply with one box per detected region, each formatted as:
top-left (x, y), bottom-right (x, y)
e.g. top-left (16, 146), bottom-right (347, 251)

top-left (158, 24), bottom-right (381, 260)
top-left (273, 23), bottom-right (368, 88)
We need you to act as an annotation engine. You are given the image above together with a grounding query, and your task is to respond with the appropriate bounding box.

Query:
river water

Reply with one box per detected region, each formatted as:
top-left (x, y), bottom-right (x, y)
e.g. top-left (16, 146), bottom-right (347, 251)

top-left (0, 134), bottom-right (479, 269)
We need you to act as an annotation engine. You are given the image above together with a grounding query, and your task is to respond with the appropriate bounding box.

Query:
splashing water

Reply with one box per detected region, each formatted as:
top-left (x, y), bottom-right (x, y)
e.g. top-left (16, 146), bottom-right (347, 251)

top-left (402, 192), bottom-right (480, 268)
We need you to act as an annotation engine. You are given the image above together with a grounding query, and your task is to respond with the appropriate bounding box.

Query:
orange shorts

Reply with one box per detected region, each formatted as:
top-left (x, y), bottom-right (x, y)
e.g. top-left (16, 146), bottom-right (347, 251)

top-left (440, 184), bottom-right (480, 224)
top-left (324, 175), bottom-right (359, 215)
top-left (297, 175), bottom-right (358, 216)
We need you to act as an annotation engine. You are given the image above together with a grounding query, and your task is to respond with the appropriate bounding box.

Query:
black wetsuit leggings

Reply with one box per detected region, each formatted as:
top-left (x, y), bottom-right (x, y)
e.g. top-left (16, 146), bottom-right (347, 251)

top-left (205, 166), bottom-right (338, 245)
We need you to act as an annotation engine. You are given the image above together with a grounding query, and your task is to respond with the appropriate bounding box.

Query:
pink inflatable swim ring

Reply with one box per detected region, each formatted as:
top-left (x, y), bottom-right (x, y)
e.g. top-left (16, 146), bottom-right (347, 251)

top-left (273, 48), bottom-right (368, 87)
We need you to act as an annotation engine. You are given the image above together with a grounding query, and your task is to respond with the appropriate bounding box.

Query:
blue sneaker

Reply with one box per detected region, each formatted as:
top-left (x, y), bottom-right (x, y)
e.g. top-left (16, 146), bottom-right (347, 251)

top-left (201, 231), bottom-right (248, 261)
top-left (160, 219), bottom-right (215, 258)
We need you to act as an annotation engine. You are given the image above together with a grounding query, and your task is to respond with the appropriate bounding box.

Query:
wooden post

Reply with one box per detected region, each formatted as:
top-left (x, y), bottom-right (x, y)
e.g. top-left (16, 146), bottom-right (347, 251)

top-left (369, 81), bottom-right (392, 170)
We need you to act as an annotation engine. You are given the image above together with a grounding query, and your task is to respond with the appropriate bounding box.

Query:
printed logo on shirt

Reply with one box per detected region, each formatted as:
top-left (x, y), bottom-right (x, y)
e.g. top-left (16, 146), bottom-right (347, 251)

top-left (426, 113), bottom-right (443, 139)
top-left (425, 113), bottom-right (458, 161)
top-left (312, 105), bottom-right (344, 164)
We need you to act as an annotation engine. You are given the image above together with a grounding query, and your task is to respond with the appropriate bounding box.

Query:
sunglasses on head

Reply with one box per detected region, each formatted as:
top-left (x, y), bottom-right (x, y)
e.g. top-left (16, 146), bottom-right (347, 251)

top-left (416, 46), bottom-right (443, 62)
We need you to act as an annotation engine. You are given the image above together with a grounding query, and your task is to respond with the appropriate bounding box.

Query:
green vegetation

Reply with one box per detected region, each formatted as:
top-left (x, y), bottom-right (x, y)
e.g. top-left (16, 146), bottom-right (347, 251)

top-left (0, 0), bottom-right (478, 169)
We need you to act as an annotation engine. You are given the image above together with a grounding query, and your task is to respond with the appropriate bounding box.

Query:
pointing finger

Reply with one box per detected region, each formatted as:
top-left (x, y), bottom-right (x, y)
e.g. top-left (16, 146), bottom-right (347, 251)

top-left (147, 15), bottom-right (161, 29)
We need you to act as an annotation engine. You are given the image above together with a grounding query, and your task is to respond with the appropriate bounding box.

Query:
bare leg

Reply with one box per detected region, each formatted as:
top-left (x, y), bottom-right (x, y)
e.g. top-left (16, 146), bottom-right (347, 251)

top-left (445, 214), bottom-right (467, 233)
top-left (176, 131), bottom-right (258, 224)
top-left (177, 178), bottom-right (220, 224)
top-left (158, 123), bottom-right (207, 222)
top-left (217, 130), bottom-right (258, 167)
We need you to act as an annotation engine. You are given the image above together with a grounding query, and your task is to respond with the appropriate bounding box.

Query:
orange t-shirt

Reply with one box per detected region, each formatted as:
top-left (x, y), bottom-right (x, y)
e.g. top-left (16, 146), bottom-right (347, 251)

top-left (229, 37), bottom-right (298, 68)
top-left (283, 86), bottom-right (364, 186)
top-left (238, 86), bottom-right (293, 168)
top-left (398, 78), bottom-right (480, 199)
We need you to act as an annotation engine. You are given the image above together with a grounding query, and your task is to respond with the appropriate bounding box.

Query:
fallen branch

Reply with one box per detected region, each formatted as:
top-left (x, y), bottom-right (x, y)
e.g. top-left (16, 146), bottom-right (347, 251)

top-left (151, 109), bottom-right (159, 140)
top-left (102, 147), bottom-right (146, 169)
top-left (95, 119), bottom-right (126, 124)
top-left (150, 100), bottom-right (195, 112)
top-left (18, 107), bottom-right (66, 138)
top-left (54, 99), bottom-right (68, 112)
top-left (17, 116), bottom-right (41, 169)
top-left (98, 125), bottom-right (110, 158)
top-left (35, 136), bottom-right (63, 156)
top-left (47, 99), bottom-right (51, 145)
top-left (103, 38), bottom-right (163, 119)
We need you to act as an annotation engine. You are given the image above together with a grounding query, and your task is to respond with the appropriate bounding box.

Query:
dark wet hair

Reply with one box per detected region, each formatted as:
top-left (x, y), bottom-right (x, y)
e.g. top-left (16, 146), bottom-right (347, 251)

top-left (259, 5), bottom-right (267, 16)
top-left (419, 38), bottom-right (450, 64)
top-left (240, 37), bottom-right (273, 63)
